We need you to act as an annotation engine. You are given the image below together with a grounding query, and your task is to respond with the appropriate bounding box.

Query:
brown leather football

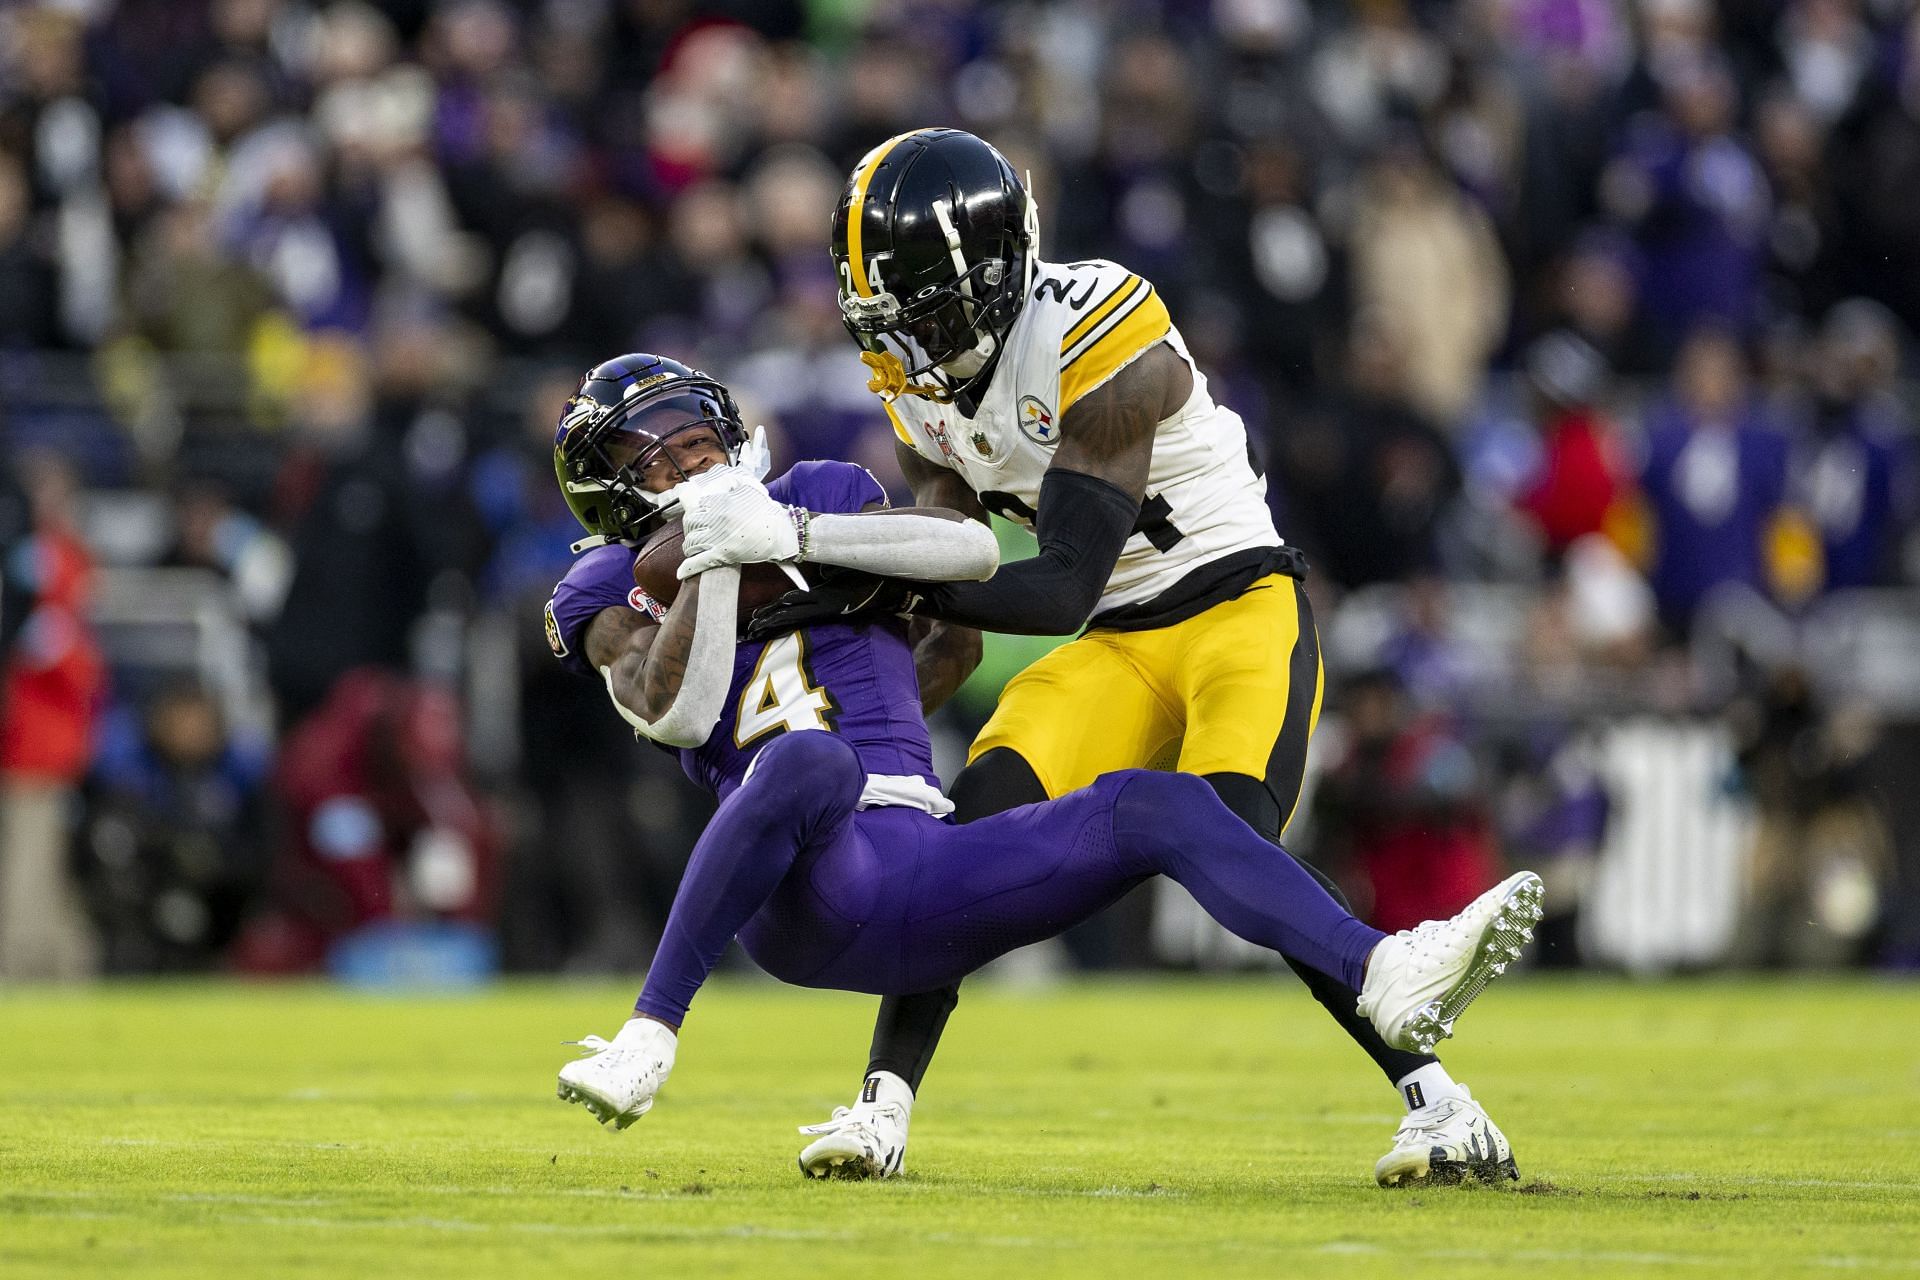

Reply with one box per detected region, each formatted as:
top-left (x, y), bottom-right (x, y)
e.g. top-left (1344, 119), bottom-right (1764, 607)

top-left (630, 523), bottom-right (801, 621)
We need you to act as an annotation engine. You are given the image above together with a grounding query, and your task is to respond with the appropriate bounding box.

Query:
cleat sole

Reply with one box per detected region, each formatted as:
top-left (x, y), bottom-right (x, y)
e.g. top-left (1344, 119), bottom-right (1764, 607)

top-left (800, 1151), bottom-right (886, 1181)
top-left (1376, 1148), bottom-right (1520, 1189)
top-left (556, 1079), bottom-right (651, 1130)
top-left (1400, 873), bottom-right (1546, 1053)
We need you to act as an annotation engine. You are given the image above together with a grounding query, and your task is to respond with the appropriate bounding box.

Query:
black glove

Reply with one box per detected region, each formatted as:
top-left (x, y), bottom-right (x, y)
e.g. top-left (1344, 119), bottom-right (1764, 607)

top-left (745, 569), bottom-right (920, 642)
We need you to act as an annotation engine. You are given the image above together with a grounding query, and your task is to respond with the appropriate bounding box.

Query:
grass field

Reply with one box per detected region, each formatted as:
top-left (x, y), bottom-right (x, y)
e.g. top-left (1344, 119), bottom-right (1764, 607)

top-left (2, 976), bottom-right (1916, 1279)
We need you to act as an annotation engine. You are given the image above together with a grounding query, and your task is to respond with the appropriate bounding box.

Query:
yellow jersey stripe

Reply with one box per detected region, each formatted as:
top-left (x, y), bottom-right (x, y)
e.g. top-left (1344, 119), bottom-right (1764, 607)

top-left (846, 132), bottom-right (919, 298)
top-left (1061, 283), bottom-right (1162, 372)
top-left (1058, 274), bottom-right (1143, 355)
top-left (1059, 287), bottom-right (1172, 413)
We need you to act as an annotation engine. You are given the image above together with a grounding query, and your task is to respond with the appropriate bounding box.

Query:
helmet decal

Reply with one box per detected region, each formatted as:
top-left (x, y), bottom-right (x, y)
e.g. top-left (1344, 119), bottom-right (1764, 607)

top-left (844, 131), bottom-right (919, 301)
top-left (551, 354), bottom-right (755, 544)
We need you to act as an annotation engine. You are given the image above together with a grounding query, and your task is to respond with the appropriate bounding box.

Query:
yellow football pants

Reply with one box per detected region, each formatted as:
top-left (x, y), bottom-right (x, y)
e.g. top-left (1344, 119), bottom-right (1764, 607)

top-left (968, 574), bottom-right (1324, 829)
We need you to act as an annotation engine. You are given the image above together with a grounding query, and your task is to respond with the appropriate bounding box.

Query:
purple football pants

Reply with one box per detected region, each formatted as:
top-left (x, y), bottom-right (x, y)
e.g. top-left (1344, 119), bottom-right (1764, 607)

top-left (634, 731), bottom-right (1385, 1025)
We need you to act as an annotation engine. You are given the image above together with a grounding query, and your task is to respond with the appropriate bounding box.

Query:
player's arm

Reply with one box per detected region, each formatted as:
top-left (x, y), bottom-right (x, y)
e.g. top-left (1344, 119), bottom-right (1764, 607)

top-left (908, 616), bottom-right (981, 716)
top-left (588, 565), bottom-right (742, 749)
top-left (874, 446), bottom-right (984, 713)
top-left (677, 469), bottom-right (998, 583)
top-left (905, 342), bottom-right (1192, 635)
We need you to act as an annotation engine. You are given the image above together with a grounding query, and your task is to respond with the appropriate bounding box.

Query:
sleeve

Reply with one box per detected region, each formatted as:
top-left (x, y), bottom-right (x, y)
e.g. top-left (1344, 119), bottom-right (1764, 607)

top-left (775, 459), bottom-right (889, 515)
top-left (1056, 270), bottom-right (1173, 416)
top-left (544, 544), bottom-right (643, 678)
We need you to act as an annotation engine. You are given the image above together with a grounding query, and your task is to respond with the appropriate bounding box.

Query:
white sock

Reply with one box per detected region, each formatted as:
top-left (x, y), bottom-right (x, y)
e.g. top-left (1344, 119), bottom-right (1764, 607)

top-left (1394, 1062), bottom-right (1464, 1113)
top-left (861, 1070), bottom-right (914, 1113)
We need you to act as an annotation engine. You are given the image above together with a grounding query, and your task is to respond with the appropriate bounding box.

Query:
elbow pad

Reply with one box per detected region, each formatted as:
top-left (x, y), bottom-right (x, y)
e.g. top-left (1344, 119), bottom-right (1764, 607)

top-left (917, 468), bottom-right (1139, 635)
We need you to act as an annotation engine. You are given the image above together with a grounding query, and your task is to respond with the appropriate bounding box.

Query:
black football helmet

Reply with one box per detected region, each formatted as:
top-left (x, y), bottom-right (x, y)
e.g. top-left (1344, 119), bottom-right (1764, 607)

top-left (552, 353), bottom-right (762, 545)
top-left (831, 128), bottom-right (1038, 403)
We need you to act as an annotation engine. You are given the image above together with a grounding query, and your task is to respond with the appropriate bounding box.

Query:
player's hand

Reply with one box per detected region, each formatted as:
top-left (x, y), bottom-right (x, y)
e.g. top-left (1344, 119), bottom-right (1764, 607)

top-left (678, 484), bottom-right (802, 579)
top-left (665, 464), bottom-right (759, 522)
top-left (744, 569), bottom-right (919, 640)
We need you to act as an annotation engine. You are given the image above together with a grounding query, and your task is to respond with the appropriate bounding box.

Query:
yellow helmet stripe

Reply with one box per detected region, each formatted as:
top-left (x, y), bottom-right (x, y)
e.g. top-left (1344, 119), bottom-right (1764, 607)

top-left (846, 131), bottom-right (920, 298)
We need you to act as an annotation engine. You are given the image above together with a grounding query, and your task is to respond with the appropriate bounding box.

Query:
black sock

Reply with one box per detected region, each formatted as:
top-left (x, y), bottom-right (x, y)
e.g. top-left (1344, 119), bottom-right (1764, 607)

top-left (864, 749), bottom-right (1048, 1091)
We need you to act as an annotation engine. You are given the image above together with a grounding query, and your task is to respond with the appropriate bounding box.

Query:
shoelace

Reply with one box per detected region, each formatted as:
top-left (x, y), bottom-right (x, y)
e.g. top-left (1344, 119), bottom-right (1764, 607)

top-left (563, 1035), bottom-right (660, 1073)
top-left (1392, 1099), bottom-right (1469, 1144)
top-left (800, 1103), bottom-right (906, 1137)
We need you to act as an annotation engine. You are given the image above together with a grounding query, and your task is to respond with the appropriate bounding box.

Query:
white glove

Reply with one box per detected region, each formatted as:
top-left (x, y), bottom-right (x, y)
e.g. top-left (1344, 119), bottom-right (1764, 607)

top-left (678, 483), bottom-right (802, 578)
top-left (654, 463), bottom-right (756, 524)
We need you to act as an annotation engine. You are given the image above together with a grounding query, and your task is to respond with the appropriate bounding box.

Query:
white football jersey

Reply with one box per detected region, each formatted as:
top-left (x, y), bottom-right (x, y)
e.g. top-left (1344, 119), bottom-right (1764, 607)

top-left (880, 258), bottom-right (1281, 621)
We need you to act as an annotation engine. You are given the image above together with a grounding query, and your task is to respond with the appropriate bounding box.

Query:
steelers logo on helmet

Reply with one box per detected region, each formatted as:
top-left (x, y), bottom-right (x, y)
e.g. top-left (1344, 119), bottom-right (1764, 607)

top-left (552, 353), bottom-right (754, 545)
top-left (832, 129), bottom-right (1040, 404)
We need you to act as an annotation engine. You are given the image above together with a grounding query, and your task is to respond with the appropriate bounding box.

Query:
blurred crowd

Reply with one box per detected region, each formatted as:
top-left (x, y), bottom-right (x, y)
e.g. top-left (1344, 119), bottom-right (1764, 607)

top-left (3, 0), bottom-right (1920, 982)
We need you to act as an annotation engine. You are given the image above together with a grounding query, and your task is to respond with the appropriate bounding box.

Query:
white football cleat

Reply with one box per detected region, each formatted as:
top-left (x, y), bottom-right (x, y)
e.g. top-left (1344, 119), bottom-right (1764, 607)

top-left (797, 1072), bottom-right (912, 1180)
top-left (556, 1017), bottom-right (676, 1130)
top-left (1374, 1087), bottom-right (1517, 1186)
top-left (1356, 871), bottom-right (1544, 1054)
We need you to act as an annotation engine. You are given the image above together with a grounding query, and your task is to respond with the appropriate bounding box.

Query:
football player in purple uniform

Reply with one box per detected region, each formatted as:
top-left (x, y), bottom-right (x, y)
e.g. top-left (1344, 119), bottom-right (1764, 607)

top-left (545, 354), bottom-right (1543, 1171)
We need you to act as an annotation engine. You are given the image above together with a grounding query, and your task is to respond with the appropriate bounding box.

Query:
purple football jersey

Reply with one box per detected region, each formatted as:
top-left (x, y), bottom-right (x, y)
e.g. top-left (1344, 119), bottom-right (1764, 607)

top-left (544, 461), bottom-right (935, 798)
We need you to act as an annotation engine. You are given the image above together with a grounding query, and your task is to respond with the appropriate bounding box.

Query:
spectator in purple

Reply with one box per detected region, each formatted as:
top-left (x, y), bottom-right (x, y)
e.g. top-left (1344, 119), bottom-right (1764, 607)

top-left (1602, 54), bottom-right (1770, 359)
top-left (1636, 324), bottom-right (1796, 630)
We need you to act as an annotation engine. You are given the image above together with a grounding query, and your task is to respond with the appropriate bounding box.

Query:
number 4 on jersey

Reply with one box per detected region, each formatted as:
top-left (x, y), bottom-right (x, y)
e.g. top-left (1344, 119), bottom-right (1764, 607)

top-left (735, 632), bottom-right (837, 746)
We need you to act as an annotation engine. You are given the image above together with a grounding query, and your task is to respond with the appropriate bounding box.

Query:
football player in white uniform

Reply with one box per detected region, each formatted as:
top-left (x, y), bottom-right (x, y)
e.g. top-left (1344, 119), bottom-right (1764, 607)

top-left (746, 129), bottom-right (1519, 1187)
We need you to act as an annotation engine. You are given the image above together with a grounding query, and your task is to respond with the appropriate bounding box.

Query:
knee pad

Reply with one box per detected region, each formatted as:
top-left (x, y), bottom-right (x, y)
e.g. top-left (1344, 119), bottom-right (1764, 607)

top-left (748, 729), bottom-right (864, 797)
top-left (1108, 769), bottom-right (1215, 829)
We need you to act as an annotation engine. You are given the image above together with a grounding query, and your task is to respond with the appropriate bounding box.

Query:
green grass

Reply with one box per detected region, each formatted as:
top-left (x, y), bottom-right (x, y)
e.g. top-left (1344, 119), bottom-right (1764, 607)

top-left (2, 976), bottom-right (1916, 1278)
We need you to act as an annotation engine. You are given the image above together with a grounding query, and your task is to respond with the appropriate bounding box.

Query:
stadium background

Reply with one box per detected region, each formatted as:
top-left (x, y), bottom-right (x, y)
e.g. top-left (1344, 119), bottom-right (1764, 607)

top-left (3, 0), bottom-right (1919, 986)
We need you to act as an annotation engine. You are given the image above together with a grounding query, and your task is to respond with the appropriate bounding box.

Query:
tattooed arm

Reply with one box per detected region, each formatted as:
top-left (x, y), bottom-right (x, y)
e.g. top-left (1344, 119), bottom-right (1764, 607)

top-left (890, 446), bottom-right (987, 713)
top-left (587, 565), bottom-right (742, 748)
top-left (909, 616), bottom-right (982, 716)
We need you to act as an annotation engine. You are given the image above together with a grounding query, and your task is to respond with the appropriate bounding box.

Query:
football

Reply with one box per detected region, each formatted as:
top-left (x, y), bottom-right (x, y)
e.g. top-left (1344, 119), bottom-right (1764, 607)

top-left (631, 522), bottom-right (801, 622)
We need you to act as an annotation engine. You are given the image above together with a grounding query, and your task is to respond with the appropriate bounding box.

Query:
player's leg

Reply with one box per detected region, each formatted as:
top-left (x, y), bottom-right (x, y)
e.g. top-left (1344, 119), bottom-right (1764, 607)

top-left (559, 730), bottom-right (866, 1129)
top-left (890, 770), bottom-right (1537, 1045)
top-left (800, 639), bottom-right (1177, 1179)
top-left (1177, 577), bottom-right (1523, 1185)
top-left (863, 748), bottom-right (1048, 1088)
top-left (796, 748), bottom-right (1047, 1180)
top-left (1173, 578), bottom-right (1439, 1077)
